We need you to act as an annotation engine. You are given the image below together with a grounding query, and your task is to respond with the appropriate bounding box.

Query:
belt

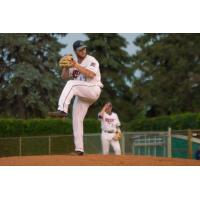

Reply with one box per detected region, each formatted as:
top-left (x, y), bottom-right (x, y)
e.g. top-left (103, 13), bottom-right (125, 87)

top-left (104, 130), bottom-right (115, 133)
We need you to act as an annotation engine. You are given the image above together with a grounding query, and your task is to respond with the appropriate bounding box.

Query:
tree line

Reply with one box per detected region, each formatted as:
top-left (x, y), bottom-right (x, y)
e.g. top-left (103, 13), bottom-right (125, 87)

top-left (0, 33), bottom-right (200, 121)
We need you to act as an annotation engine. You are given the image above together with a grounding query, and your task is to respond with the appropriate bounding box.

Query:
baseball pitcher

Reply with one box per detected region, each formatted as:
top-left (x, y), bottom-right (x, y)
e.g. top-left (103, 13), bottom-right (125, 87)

top-left (98, 102), bottom-right (122, 155)
top-left (48, 40), bottom-right (103, 156)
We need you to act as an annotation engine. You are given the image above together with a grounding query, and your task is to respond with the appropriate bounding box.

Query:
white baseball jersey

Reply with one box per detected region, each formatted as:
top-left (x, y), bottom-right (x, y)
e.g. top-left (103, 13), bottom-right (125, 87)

top-left (58, 54), bottom-right (102, 153)
top-left (69, 55), bottom-right (103, 87)
top-left (98, 112), bottom-right (121, 132)
top-left (99, 112), bottom-right (121, 155)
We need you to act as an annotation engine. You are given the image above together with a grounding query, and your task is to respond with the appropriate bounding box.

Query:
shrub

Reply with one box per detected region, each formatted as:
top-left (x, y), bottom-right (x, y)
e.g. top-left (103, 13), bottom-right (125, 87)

top-left (127, 113), bottom-right (200, 131)
top-left (1, 113), bottom-right (200, 138)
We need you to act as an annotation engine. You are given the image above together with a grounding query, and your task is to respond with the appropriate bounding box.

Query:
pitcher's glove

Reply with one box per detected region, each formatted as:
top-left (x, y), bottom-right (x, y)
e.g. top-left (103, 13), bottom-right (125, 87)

top-left (113, 129), bottom-right (122, 141)
top-left (59, 54), bottom-right (74, 69)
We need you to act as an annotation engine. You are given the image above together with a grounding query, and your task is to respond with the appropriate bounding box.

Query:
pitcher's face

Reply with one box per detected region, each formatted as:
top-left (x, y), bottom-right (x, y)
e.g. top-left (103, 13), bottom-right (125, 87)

top-left (76, 48), bottom-right (87, 58)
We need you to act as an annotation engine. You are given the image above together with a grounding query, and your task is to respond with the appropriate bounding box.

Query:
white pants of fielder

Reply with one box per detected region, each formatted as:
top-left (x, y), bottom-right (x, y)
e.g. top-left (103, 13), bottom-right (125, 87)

top-left (58, 80), bottom-right (101, 152)
top-left (101, 132), bottom-right (121, 155)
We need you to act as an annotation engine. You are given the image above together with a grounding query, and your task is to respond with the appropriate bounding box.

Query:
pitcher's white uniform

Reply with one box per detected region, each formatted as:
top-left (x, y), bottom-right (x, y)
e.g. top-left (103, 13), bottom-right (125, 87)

top-left (98, 112), bottom-right (121, 155)
top-left (58, 55), bottom-right (103, 152)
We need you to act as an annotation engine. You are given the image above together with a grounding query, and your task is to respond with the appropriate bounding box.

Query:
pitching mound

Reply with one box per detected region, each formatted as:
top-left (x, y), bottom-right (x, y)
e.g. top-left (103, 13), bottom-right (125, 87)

top-left (0, 154), bottom-right (200, 166)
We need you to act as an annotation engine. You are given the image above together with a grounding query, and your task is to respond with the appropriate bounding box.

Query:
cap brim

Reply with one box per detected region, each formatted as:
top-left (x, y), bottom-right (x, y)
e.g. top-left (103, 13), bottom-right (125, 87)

top-left (76, 45), bottom-right (87, 51)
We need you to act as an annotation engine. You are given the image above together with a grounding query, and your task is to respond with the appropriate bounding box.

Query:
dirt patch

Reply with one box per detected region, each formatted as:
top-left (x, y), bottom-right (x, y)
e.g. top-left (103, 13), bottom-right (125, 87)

top-left (0, 154), bottom-right (200, 166)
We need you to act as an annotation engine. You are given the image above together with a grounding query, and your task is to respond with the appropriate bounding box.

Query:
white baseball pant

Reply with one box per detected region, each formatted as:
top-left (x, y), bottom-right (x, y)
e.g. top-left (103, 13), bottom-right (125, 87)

top-left (58, 80), bottom-right (101, 152)
top-left (101, 132), bottom-right (121, 155)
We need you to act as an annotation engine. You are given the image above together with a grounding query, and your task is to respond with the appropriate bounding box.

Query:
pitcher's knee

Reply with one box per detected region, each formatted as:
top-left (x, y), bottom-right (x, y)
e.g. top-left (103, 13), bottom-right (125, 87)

top-left (67, 80), bottom-right (80, 88)
top-left (66, 80), bottom-right (74, 87)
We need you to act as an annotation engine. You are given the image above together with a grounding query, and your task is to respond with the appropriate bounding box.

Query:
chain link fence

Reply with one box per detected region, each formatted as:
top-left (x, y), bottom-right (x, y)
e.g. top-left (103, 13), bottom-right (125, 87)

top-left (0, 129), bottom-right (200, 159)
top-left (0, 132), bottom-right (169, 157)
top-left (0, 134), bottom-right (102, 157)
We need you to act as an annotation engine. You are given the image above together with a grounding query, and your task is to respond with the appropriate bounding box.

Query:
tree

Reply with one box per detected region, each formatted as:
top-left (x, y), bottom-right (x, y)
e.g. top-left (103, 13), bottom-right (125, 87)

top-left (85, 33), bottom-right (134, 121)
top-left (132, 33), bottom-right (200, 117)
top-left (0, 33), bottom-right (66, 118)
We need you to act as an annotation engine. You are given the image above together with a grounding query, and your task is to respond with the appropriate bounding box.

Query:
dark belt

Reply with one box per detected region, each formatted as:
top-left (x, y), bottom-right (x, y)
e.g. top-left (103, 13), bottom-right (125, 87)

top-left (104, 130), bottom-right (115, 133)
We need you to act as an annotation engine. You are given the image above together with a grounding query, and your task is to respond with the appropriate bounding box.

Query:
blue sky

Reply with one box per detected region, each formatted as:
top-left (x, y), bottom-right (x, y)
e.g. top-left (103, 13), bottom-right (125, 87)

top-left (58, 33), bottom-right (141, 57)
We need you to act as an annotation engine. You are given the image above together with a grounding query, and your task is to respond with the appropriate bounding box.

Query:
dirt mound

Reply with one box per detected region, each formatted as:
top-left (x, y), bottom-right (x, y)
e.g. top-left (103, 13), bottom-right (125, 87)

top-left (0, 154), bottom-right (199, 166)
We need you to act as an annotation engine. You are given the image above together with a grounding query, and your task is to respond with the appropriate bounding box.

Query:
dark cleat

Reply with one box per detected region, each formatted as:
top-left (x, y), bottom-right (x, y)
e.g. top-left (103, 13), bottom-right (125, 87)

top-left (48, 111), bottom-right (67, 118)
top-left (70, 151), bottom-right (84, 156)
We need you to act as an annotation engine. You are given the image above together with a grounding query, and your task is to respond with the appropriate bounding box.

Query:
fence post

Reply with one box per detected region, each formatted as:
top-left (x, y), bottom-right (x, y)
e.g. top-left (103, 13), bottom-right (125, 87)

top-left (19, 137), bottom-right (22, 156)
top-left (121, 133), bottom-right (125, 155)
top-left (188, 129), bottom-right (193, 159)
top-left (48, 136), bottom-right (51, 155)
top-left (167, 127), bottom-right (172, 158)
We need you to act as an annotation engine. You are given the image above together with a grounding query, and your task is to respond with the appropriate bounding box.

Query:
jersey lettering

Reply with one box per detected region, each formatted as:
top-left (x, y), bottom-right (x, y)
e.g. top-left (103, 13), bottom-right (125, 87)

top-left (72, 70), bottom-right (80, 79)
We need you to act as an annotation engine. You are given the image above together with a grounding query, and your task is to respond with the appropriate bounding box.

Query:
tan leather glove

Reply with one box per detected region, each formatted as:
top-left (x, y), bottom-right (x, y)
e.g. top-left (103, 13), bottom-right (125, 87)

top-left (113, 129), bottom-right (122, 141)
top-left (59, 54), bottom-right (74, 69)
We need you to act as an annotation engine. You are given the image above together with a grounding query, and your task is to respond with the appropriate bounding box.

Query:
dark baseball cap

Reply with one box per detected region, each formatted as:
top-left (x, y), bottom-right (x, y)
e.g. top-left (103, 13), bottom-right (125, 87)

top-left (73, 40), bottom-right (87, 51)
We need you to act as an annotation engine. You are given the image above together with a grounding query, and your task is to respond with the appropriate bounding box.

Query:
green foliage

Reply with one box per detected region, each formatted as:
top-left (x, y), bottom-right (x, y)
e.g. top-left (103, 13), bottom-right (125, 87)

top-left (0, 33), bottom-right (66, 118)
top-left (1, 113), bottom-right (200, 138)
top-left (0, 119), bottom-right (71, 137)
top-left (84, 118), bottom-right (101, 133)
top-left (0, 118), bottom-right (101, 137)
top-left (2, 33), bottom-right (200, 122)
top-left (85, 33), bottom-right (134, 121)
top-left (132, 33), bottom-right (200, 117)
top-left (127, 113), bottom-right (200, 131)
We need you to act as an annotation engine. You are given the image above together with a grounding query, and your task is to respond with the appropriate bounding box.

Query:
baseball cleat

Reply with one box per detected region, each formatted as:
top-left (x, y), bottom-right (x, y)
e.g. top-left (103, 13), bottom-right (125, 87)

top-left (69, 151), bottom-right (84, 156)
top-left (48, 111), bottom-right (68, 118)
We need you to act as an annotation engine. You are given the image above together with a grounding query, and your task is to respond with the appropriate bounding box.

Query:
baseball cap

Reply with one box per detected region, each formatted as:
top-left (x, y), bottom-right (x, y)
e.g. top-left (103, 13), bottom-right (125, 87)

top-left (73, 40), bottom-right (87, 51)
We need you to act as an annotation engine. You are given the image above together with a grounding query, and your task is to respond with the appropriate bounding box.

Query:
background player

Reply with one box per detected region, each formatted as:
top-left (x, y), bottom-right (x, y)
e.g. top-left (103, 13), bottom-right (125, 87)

top-left (49, 40), bottom-right (103, 156)
top-left (98, 102), bottom-right (121, 155)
